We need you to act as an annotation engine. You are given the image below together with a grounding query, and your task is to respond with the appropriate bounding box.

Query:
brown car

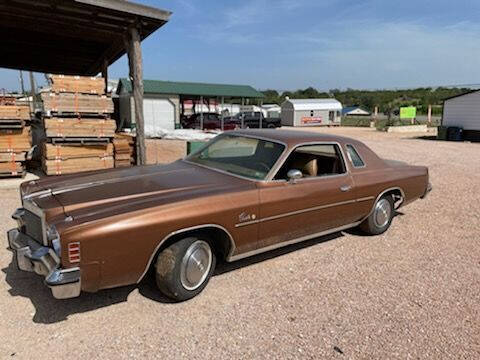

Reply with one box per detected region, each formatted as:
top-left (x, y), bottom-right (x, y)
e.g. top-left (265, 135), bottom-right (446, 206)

top-left (7, 129), bottom-right (431, 301)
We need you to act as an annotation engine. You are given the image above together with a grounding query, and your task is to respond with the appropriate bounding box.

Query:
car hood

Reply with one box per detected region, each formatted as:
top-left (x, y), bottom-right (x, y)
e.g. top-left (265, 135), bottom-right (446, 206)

top-left (23, 161), bottom-right (251, 220)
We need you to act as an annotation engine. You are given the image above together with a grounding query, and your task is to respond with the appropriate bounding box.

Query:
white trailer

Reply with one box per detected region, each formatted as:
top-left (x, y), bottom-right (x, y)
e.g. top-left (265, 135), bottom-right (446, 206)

top-left (281, 98), bottom-right (342, 127)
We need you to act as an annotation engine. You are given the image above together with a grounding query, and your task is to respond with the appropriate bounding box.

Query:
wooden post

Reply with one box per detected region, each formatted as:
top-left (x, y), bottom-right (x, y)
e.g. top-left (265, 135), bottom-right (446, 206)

top-left (28, 71), bottom-right (36, 114)
top-left (127, 27), bottom-right (146, 165)
top-left (427, 105), bottom-right (432, 125)
top-left (19, 71), bottom-right (25, 95)
top-left (221, 96), bottom-right (225, 131)
top-left (101, 60), bottom-right (109, 95)
top-left (241, 98), bottom-right (245, 129)
top-left (200, 96), bottom-right (204, 130)
top-left (259, 99), bottom-right (263, 129)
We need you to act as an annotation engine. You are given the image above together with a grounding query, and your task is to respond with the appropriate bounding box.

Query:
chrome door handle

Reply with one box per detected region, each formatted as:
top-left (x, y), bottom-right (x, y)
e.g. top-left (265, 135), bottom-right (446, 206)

top-left (340, 185), bottom-right (352, 192)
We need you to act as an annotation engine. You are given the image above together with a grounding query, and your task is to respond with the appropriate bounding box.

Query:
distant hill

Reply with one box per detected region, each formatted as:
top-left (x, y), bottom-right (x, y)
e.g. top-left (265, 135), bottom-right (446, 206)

top-left (262, 87), bottom-right (471, 115)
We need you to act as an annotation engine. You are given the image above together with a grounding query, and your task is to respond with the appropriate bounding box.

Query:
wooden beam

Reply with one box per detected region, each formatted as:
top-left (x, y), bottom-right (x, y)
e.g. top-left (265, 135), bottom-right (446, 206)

top-left (127, 27), bottom-right (146, 165)
top-left (101, 60), bottom-right (109, 94)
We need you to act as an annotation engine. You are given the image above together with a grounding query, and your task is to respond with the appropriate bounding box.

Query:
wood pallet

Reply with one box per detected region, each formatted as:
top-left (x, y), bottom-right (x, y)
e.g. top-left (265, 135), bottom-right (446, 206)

top-left (0, 127), bottom-right (32, 152)
top-left (0, 161), bottom-right (24, 177)
top-left (50, 137), bottom-right (111, 146)
top-left (44, 118), bottom-right (116, 138)
top-left (43, 156), bottom-right (114, 176)
top-left (0, 152), bottom-right (27, 162)
top-left (113, 133), bottom-right (136, 168)
top-left (41, 93), bottom-right (114, 114)
top-left (49, 75), bottom-right (105, 95)
top-left (0, 105), bottom-right (30, 120)
top-left (43, 143), bottom-right (114, 160)
top-left (0, 119), bottom-right (24, 129)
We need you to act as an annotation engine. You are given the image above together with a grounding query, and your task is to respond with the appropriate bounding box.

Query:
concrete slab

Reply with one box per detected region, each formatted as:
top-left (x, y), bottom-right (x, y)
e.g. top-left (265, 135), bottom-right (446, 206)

top-left (386, 124), bottom-right (428, 133)
top-left (0, 172), bottom-right (39, 190)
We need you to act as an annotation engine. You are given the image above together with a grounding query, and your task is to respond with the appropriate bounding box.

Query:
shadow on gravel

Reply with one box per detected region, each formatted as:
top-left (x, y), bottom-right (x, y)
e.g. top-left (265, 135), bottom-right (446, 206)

top-left (215, 232), bottom-right (343, 275)
top-left (3, 230), bottom-right (347, 323)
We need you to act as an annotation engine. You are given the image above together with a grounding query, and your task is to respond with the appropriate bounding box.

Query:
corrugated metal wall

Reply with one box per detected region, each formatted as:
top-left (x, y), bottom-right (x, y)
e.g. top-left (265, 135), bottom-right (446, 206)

top-left (443, 92), bottom-right (480, 130)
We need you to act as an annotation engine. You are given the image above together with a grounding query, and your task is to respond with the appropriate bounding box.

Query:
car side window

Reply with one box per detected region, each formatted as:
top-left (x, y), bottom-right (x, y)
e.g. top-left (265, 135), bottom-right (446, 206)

top-left (274, 144), bottom-right (346, 180)
top-left (346, 145), bottom-right (365, 168)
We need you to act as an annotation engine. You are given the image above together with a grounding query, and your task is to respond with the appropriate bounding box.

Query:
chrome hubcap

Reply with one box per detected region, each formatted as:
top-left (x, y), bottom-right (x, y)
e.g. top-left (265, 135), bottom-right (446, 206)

top-left (180, 241), bottom-right (212, 291)
top-left (374, 198), bottom-right (391, 228)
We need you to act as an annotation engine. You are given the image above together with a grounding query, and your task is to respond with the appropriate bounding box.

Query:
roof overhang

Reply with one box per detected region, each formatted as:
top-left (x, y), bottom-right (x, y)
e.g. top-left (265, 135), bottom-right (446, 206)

top-left (0, 0), bottom-right (171, 75)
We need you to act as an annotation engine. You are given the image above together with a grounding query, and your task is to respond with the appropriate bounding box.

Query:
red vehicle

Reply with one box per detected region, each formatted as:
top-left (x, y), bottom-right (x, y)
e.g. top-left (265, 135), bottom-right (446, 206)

top-left (182, 113), bottom-right (237, 130)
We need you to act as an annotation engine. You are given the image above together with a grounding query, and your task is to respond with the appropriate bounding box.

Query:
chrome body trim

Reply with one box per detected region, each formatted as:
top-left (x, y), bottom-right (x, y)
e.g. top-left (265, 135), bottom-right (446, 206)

top-left (356, 196), bottom-right (375, 202)
top-left (137, 224), bottom-right (236, 283)
top-left (345, 144), bottom-right (367, 169)
top-left (269, 141), bottom-right (351, 180)
top-left (235, 195), bottom-right (377, 228)
top-left (235, 199), bottom-right (357, 228)
top-left (228, 221), bottom-right (362, 262)
top-left (361, 187), bottom-right (406, 223)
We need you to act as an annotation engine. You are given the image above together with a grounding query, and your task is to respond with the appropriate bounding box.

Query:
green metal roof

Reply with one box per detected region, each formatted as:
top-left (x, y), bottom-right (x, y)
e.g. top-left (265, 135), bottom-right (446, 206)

top-left (118, 78), bottom-right (264, 98)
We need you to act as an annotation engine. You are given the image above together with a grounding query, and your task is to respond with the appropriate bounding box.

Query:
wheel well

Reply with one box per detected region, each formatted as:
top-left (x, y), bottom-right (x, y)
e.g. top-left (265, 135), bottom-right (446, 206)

top-left (383, 188), bottom-right (404, 209)
top-left (157, 227), bottom-right (233, 263)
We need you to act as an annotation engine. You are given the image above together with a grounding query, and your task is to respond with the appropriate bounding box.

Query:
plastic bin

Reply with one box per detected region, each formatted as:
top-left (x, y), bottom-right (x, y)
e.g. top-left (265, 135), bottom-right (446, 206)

top-left (447, 127), bottom-right (463, 141)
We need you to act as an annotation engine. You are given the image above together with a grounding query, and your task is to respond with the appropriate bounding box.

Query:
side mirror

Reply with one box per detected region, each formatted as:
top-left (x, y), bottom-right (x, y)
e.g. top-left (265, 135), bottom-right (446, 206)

top-left (287, 169), bottom-right (303, 182)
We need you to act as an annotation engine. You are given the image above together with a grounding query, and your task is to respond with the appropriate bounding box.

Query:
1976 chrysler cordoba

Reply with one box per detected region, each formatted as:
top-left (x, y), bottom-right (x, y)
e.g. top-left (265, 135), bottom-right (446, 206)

top-left (8, 130), bottom-right (431, 301)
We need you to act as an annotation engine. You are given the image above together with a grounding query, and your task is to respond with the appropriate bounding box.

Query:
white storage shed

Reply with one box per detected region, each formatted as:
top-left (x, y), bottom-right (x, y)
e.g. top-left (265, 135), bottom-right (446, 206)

top-left (281, 99), bottom-right (343, 127)
top-left (443, 90), bottom-right (480, 140)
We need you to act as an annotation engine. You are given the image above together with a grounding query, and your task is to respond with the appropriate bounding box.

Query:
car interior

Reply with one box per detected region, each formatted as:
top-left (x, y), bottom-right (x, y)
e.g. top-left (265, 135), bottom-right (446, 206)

top-left (274, 144), bottom-right (346, 180)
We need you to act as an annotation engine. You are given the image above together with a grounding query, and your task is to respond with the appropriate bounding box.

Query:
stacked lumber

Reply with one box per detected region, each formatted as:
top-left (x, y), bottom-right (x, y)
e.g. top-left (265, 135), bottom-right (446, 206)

top-left (41, 75), bottom-right (116, 176)
top-left (41, 93), bottom-right (114, 115)
top-left (0, 103), bottom-right (32, 177)
top-left (44, 118), bottom-right (116, 138)
top-left (50, 75), bottom-right (105, 95)
top-left (113, 133), bottom-right (136, 168)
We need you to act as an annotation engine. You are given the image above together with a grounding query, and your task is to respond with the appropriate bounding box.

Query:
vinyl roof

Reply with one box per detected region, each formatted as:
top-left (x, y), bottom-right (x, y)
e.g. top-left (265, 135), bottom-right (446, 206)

top-left (118, 79), bottom-right (265, 98)
top-left (0, 0), bottom-right (171, 75)
top-left (283, 98), bottom-right (343, 111)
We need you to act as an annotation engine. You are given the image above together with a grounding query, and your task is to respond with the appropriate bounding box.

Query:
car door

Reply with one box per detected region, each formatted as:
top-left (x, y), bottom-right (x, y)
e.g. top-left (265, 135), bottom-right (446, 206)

top-left (256, 143), bottom-right (360, 249)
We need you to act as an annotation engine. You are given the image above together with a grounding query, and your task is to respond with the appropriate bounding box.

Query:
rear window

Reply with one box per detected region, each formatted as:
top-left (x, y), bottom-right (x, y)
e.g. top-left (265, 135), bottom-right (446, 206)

top-left (346, 145), bottom-right (365, 167)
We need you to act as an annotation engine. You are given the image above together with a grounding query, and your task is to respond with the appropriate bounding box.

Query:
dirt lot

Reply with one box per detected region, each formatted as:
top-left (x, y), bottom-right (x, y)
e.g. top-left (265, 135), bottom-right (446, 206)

top-left (1, 128), bottom-right (479, 359)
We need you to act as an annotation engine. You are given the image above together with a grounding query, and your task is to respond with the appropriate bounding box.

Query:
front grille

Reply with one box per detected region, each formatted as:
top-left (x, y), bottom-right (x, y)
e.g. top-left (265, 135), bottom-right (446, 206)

top-left (23, 210), bottom-right (44, 243)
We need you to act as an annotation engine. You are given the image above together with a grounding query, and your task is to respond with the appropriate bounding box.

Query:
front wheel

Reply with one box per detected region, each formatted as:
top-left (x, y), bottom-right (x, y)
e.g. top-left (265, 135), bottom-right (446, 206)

top-left (359, 195), bottom-right (394, 235)
top-left (155, 236), bottom-right (216, 302)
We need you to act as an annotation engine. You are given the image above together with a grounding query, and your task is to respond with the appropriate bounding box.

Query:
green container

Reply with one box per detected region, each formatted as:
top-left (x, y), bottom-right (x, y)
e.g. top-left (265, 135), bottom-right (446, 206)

top-left (187, 141), bottom-right (207, 155)
top-left (437, 126), bottom-right (448, 140)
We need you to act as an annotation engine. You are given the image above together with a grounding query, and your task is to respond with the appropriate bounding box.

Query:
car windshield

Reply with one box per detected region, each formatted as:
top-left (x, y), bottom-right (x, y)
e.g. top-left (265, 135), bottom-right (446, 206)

top-left (186, 135), bottom-right (285, 180)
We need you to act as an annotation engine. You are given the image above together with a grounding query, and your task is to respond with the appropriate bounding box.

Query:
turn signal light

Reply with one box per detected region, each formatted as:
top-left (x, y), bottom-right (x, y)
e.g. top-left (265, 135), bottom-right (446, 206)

top-left (68, 242), bottom-right (81, 263)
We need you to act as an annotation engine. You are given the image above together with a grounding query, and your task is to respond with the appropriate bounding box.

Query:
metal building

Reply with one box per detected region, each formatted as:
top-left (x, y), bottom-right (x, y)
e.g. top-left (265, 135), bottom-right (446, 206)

top-left (443, 90), bottom-right (480, 140)
top-left (281, 99), bottom-right (343, 127)
top-left (117, 79), bottom-right (264, 135)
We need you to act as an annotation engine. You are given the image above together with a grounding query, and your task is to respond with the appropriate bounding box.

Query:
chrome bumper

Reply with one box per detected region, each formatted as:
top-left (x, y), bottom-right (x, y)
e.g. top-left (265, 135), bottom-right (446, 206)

top-left (421, 182), bottom-right (433, 199)
top-left (7, 227), bottom-right (81, 299)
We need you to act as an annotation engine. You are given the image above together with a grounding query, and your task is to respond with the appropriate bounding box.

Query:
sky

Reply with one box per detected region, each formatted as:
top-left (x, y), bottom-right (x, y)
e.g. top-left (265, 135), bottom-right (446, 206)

top-left (1, 0), bottom-right (480, 92)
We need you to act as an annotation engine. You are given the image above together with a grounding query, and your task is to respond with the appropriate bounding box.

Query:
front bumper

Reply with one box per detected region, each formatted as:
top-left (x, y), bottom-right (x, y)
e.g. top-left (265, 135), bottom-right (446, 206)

top-left (7, 227), bottom-right (81, 299)
top-left (421, 182), bottom-right (433, 199)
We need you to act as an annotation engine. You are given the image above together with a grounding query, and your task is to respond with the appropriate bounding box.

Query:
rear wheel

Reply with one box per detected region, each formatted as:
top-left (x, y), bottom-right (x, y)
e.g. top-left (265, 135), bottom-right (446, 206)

top-left (155, 236), bottom-right (216, 302)
top-left (359, 195), bottom-right (394, 235)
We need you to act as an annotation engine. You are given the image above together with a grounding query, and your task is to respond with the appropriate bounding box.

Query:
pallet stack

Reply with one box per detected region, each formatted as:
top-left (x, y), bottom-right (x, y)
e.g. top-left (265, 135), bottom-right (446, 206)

top-left (113, 133), bottom-right (136, 168)
top-left (41, 75), bottom-right (116, 176)
top-left (0, 102), bottom-right (32, 177)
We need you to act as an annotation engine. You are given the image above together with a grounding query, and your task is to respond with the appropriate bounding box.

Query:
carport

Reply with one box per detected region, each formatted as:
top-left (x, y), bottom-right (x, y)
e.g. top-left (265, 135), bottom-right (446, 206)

top-left (0, 0), bottom-right (172, 164)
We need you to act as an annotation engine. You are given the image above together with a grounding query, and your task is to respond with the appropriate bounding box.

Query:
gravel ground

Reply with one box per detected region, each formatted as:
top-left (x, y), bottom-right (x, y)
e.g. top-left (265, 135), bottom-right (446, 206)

top-left (1, 128), bottom-right (479, 359)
